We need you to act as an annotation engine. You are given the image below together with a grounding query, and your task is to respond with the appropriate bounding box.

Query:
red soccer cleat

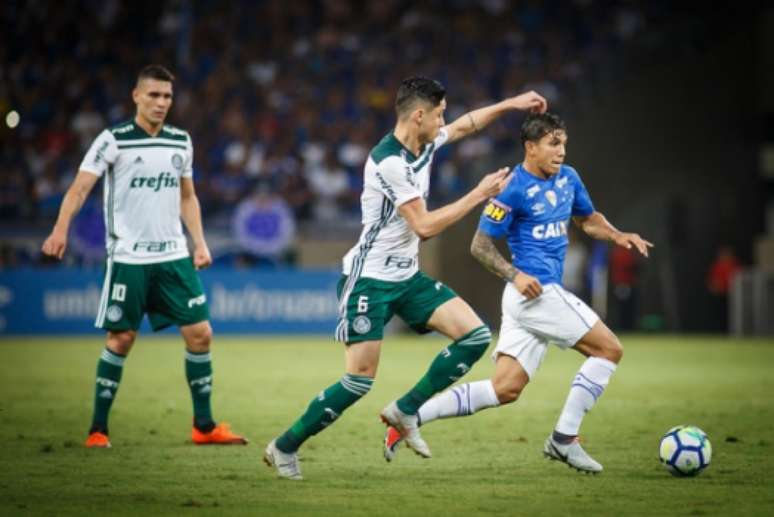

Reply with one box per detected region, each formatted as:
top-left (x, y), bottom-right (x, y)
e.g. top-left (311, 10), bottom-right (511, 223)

top-left (192, 422), bottom-right (248, 445)
top-left (383, 425), bottom-right (403, 462)
top-left (85, 431), bottom-right (111, 448)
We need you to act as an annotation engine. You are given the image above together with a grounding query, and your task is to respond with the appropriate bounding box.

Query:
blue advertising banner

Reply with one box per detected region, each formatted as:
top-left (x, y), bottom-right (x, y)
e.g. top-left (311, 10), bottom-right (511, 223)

top-left (0, 268), bottom-right (340, 335)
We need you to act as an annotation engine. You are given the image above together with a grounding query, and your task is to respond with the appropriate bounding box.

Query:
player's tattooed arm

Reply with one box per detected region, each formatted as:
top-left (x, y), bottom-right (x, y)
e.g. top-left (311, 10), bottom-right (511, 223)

top-left (470, 230), bottom-right (518, 282)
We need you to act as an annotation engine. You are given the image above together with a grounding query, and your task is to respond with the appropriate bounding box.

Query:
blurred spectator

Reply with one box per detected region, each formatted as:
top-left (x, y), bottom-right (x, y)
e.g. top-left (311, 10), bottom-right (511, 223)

top-left (70, 100), bottom-right (105, 152)
top-left (609, 245), bottom-right (639, 331)
top-left (706, 245), bottom-right (742, 332)
top-left (0, 0), bottom-right (701, 267)
top-left (306, 149), bottom-right (355, 222)
top-left (209, 161), bottom-right (253, 215)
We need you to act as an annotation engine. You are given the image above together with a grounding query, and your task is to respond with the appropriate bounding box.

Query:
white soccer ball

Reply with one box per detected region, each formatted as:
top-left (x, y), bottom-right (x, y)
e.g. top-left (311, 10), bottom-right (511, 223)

top-left (659, 425), bottom-right (712, 477)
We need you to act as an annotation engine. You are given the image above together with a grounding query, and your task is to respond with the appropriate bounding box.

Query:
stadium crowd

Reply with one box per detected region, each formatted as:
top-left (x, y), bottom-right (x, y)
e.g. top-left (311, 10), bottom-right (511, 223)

top-left (2, 0), bottom-right (680, 264)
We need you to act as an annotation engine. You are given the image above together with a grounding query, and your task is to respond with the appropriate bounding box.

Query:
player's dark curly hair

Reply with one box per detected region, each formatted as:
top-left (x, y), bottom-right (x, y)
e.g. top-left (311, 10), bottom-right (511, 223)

top-left (520, 112), bottom-right (566, 148)
top-left (395, 77), bottom-right (446, 117)
top-left (137, 64), bottom-right (175, 84)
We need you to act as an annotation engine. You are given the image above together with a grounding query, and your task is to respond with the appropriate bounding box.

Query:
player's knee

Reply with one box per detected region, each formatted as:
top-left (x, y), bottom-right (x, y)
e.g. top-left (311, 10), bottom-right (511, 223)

top-left (107, 331), bottom-right (136, 355)
top-left (186, 322), bottom-right (213, 351)
top-left (494, 380), bottom-right (523, 404)
top-left (603, 336), bottom-right (623, 364)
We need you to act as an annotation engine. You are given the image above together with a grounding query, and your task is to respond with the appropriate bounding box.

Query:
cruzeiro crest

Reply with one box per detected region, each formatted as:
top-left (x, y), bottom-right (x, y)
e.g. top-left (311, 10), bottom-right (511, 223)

top-left (545, 190), bottom-right (557, 207)
top-left (171, 153), bottom-right (184, 171)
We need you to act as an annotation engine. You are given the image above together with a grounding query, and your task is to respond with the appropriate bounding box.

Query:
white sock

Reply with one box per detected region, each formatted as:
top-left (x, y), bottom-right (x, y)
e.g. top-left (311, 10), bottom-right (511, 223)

top-left (417, 380), bottom-right (500, 426)
top-left (555, 357), bottom-right (617, 436)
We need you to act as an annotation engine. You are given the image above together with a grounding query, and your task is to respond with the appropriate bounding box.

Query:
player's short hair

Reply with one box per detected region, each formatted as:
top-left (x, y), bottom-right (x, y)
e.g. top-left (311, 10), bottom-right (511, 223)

top-left (137, 64), bottom-right (175, 85)
top-left (395, 77), bottom-right (446, 117)
top-left (520, 112), bottom-right (566, 148)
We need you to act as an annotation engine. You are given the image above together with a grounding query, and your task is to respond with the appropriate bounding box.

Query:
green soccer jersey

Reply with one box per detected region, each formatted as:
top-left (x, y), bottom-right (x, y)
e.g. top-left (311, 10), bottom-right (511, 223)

top-left (341, 128), bottom-right (449, 283)
top-left (79, 120), bottom-right (193, 265)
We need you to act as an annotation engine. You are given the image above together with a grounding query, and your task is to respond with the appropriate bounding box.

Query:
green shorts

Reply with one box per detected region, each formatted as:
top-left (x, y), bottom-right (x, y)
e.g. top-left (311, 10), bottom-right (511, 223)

top-left (335, 271), bottom-right (458, 344)
top-left (95, 257), bottom-right (209, 332)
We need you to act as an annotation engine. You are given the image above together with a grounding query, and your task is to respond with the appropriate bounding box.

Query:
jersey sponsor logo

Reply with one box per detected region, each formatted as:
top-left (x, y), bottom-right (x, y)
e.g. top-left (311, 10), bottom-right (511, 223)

top-left (526, 184), bottom-right (541, 198)
top-left (384, 255), bottom-right (415, 269)
top-left (531, 220), bottom-right (568, 240)
top-left (106, 305), bottom-right (123, 322)
top-left (187, 294), bottom-right (207, 308)
top-left (556, 176), bottom-right (568, 188)
top-left (531, 203), bottom-right (546, 215)
top-left (129, 171), bottom-right (179, 191)
top-left (132, 240), bottom-right (179, 253)
top-left (171, 153), bottom-right (184, 170)
top-left (483, 200), bottom-right (510, 222)
top-left (545, 190), bottom-right (557, 207)
top-left (352, 315), bottom-right (372, 334)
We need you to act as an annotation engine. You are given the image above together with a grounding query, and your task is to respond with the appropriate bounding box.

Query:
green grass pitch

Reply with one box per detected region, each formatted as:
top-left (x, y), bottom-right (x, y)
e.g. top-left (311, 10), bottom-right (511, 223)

top-left (1, 335), bottom-right (773, 516)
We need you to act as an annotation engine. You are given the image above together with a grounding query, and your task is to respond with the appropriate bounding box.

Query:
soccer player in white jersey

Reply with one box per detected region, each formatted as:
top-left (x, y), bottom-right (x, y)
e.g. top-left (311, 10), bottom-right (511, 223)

top-left (264, 77), bottom-right (547, 480)
top-left (42, 65), bottom-right (246, 448)
top-left (383, 112), bottom-right (653, 473)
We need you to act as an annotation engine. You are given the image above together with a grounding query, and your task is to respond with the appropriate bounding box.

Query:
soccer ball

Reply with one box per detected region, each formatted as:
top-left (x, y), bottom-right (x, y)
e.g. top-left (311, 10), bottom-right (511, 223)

top-left (659, 425), bottom-right (712, 477)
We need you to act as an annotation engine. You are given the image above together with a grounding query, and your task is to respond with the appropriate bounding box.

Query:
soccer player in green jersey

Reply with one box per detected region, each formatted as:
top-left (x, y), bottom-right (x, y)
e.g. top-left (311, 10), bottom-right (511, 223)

top-left (264, 77), bottom-right (546, 479)
top-left (42, 65), bottom-right (247, 448)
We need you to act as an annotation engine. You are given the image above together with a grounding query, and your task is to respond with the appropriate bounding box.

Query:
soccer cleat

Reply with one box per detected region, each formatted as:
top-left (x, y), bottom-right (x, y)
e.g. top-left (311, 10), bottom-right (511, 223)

top-left (379, 401), bottom-right (431, 458)
top-left (543, 435), bottom-right (603, 473)
top-left (263, 439), bottom-right (303, 480)
top-left (85, 431), bottom-right (111, 448)
top-left (192, 422), bottom-right (248, 445)
top-left (383, 425), bottom-right (404, 462)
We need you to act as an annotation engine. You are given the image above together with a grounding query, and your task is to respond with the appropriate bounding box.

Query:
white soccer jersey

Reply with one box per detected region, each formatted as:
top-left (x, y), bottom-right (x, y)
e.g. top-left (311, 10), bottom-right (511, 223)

top-left (79, 120), bottom-right (193, 264)
top-left (342, 129), bottom-right (449, 282)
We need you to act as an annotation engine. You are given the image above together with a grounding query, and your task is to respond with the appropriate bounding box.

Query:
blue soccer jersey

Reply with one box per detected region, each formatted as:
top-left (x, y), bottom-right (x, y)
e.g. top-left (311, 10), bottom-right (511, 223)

top-left (478, 163), bottom-right (595, 286)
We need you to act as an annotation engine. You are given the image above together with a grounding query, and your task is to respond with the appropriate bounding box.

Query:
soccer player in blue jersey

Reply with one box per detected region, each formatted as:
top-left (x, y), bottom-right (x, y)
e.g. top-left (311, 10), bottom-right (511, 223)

top-left (384, 112), bottom-right (652, 473)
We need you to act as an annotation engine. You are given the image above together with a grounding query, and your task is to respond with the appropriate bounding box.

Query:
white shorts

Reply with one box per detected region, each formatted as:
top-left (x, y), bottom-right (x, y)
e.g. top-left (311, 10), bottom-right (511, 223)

top-left (492, 282), bottom-right (599, 379)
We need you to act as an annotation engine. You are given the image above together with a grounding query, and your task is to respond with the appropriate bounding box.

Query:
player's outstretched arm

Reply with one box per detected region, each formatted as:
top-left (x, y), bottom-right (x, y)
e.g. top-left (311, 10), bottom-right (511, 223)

top-left (399, 168), bottom-right (512, 240)
top-left (573, 212), bottom-right (654, 257)
top-left (180, 177), bottom-right (212, 269)
top-left (470, 230), bottom-right (543, 299)
top-left (41, 170), bottom-right (100, 260)
top-left (443, 91), bottom-right (548, 143)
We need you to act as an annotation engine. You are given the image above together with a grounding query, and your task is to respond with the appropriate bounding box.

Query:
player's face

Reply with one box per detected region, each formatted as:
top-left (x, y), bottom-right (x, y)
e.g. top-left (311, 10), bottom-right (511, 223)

top-left (418, 98), bottom-right (446, 143)
top-left (530, 130), bottom-right (567, 176)
top-left (133, 79), bottom-right (173, 127)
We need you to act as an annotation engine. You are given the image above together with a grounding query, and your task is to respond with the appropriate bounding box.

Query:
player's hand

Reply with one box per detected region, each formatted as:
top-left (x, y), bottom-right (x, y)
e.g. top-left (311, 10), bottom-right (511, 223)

top-left (514, 271), bottom-right (543, 300)
top-left (613, 232), bottom-right (654, 258)
top-left (505, 91), bottom-right (548, 114)
top-left (41, 229), bottom-right (67, 260)
top-left (476, 168), bottom-right (513, 200)
top-left (193, 245), bottom-right (212, 270)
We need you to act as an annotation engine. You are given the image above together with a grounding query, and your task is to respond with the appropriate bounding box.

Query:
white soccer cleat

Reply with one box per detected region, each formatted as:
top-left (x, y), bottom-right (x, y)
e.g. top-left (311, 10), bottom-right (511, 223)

top-left (383, 425), bottom-right (404, 462)
top-left (263, 439), bottom-right (303, 480)
top-left (543, 435), bottom-right (603, 474)
top-left (380, 401), bottom-right (431, 458)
